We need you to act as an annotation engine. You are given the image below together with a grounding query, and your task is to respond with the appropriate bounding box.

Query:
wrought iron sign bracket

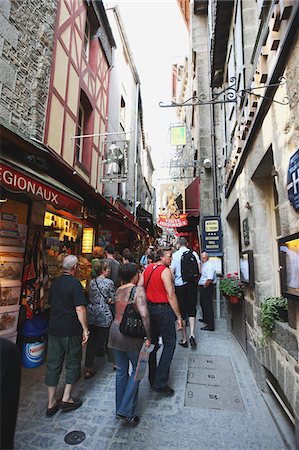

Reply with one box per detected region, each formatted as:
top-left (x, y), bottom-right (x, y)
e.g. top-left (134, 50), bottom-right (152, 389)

top-left (159, 77), bottom-right (289, 108)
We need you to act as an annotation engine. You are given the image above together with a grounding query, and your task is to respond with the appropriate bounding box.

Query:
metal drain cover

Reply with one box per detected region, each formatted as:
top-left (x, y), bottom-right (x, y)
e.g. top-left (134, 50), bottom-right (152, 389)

top-left (64, 431), bottom-right (86, 445)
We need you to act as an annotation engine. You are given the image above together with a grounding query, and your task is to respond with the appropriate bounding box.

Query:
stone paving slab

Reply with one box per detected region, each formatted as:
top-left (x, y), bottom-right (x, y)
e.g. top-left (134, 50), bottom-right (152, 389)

top-left (188, 354), bottom-right (233, 371)
top-left (187, 367), bottom-right (236, 386)
top-left (185, 382), bottom-right (245, 411)
top-left (14, 319), bottom-right (291, 450)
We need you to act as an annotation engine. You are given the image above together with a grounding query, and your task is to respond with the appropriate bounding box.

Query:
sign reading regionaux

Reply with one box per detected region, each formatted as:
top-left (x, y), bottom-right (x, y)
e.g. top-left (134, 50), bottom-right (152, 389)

top-left (287, 148), bottom-right (299, 212)
top-left (0, 162), bottom-right (82, 212)
top-left (157, 213), bottom-right (188, 228)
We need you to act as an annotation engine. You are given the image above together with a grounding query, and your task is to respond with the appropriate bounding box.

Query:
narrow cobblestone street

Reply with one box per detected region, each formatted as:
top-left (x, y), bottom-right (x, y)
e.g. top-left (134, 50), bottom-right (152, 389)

top-left (14, 319), bottom-right (290, 450)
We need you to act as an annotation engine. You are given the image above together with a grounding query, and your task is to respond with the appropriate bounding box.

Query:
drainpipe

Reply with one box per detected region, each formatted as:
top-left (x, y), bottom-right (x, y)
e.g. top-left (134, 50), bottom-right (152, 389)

top-left (133, 82), bottom-right (140, 217)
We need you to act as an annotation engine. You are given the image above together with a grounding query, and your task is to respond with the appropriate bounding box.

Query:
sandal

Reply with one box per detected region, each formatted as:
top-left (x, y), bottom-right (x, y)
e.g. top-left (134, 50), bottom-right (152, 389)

top-left (84, 369), bottom-right (96, 380)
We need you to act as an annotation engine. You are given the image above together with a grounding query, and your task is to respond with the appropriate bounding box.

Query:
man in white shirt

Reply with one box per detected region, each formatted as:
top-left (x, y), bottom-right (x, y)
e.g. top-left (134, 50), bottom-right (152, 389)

top-left (198, 252), bottom-right (216, 331)
top-left (171, 237), bottom-right (200, 348)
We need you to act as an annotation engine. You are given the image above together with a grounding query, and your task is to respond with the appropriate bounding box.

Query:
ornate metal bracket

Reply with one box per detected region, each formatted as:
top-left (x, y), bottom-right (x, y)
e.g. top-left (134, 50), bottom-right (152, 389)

top-left (159, 76), bottom-right (289, 108)
top-left (239, 76), bottom-right (289, 105)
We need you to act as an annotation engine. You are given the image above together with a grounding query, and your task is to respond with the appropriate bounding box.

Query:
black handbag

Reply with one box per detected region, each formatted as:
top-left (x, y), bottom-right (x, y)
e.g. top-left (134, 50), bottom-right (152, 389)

top-left (119, 286), bottom-right (146, 338)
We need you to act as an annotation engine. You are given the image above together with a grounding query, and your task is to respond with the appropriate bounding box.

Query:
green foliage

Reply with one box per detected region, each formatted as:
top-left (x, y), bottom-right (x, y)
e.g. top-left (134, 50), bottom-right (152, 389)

top-left (219, 273), bottom-right (244, 298)
top-left (260, 296), bottom-right (288, 346)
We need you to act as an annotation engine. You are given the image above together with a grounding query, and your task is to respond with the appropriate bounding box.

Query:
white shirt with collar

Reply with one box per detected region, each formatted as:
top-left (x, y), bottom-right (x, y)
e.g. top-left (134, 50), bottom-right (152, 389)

top-left (171, 246), bottom-right (200, 287)
top-left (198, 259), bottom-right (217, 285)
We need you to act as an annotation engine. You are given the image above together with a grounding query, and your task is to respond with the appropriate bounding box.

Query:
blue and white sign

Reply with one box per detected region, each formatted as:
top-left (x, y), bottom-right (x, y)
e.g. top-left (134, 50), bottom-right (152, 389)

top-left (287, 149), bottom-right (299, 212)
top-left (202, 216), bottom-right (223, 256)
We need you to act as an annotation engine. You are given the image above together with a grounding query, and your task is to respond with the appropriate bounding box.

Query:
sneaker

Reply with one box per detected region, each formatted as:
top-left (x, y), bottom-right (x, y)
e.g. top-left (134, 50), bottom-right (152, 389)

top-left (126, 416), bottom-right (140, 426)
top-left (189, 336), bottom-right (197, 348)
top-left (117, 414), bottom-right (140, 426)
top-left (154, 385), bottom-right (175, 396)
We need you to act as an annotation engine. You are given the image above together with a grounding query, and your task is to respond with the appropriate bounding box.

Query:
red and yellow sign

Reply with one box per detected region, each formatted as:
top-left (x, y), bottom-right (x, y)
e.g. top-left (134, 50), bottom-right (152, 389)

top-left (157, 213), bottom-right (188, 229)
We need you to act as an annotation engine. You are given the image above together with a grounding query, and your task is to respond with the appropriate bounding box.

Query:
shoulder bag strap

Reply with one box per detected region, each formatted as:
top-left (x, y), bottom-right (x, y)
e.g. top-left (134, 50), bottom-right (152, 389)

top-left (128, 285), bottom-right (137, 303)
top-left (144, 265), bottom-right (159, 292)
top-left (94, 277), bottom-right (109, 302)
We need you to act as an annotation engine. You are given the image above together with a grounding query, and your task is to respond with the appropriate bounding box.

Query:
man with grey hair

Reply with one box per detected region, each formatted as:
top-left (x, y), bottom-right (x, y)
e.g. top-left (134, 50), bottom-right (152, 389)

top-left (171, 237), bottom-right (200, 348)
top-left (45, 255), bottom-right (89, 416)
top-left (198, 252), bottom-right (216, 331)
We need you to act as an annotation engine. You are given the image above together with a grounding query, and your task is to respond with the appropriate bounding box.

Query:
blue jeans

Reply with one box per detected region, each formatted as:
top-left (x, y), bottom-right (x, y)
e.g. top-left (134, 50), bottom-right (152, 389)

top-left (148, 303), bottom-right (176, 389)
top-left (113, 349), bottom-right (140, 419)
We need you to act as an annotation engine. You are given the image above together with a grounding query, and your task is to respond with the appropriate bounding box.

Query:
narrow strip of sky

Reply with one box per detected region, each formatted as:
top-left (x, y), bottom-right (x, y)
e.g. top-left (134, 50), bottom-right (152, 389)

top-left (105, 1), bottom-right (189, 167)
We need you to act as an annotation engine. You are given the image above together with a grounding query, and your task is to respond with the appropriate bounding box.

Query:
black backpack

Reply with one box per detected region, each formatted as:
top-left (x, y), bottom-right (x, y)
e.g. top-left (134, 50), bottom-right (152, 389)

top-left (181, 250), bottom-right (200, 283)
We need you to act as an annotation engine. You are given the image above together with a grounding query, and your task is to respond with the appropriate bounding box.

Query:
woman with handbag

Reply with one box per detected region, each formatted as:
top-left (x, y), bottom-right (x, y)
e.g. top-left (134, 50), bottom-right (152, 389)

top-left (84, 259), bottom-right (115, 379)
top-left (108, 263), bottom-right (151, 425)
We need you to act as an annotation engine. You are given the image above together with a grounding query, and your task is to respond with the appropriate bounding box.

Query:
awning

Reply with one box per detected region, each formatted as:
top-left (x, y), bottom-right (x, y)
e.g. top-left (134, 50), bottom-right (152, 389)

top-left (0, 157), bottom-right (83, 213)
top-left (114, 201), bottom-right (147, 237)
top-left (136, 205), bottom-right (155, 236)
top-left (185, 177), bottom-right (200, 217)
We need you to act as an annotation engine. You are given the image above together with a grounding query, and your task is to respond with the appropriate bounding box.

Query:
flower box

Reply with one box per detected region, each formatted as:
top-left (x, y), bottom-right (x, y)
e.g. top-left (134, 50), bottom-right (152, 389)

top-left (219, 273), bottom-right (244, 299)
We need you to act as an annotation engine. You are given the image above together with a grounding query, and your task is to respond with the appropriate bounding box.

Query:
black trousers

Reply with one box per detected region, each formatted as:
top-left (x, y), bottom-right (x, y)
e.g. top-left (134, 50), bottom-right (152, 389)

top-left (0, 338), bottom-right (21, 450)
top-left (199, 284), bottom-right (215, 330)
top-left (85, 325), bottom-right (109, 368)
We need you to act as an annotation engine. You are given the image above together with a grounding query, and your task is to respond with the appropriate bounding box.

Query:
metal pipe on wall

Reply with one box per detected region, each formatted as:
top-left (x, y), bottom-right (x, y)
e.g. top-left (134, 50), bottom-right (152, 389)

top-left (133, 82), bottom-right (140, 217)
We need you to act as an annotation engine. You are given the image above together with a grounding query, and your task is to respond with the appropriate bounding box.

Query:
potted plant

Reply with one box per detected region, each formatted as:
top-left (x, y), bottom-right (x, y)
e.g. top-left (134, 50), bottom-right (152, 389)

top-left (219, 272), bottom-right (244, 303)
top-left (260, 296), bottom-right (288, 346)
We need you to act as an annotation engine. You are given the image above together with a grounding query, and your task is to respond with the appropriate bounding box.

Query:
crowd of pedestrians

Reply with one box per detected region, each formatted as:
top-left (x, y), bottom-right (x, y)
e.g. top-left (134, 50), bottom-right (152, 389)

top-left (41, 240), bottom-right (217, 427)
top-left (0, 238), bottom-right (218, 448)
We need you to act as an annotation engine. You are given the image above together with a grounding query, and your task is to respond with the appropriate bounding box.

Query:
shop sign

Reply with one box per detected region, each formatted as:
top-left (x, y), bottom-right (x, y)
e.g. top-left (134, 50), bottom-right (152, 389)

top-left (202, 216), bottom-right (222, 255)
top-left (170, 126), bottom-right (186, 146)
top-left (157, 213), bottom-right (188, 228)
top-left (100, 176), bottom-right (128, 183)
top-left (287, 148), bottom-right (299, 212)
top-left (242, 217), bottom-right (250, 246)
top-left (0, 163), bottom-right (82, 212)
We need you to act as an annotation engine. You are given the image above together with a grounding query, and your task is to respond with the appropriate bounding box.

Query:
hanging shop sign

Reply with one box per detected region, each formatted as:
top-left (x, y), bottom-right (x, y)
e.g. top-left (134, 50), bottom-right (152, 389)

top-left (287, 148), bottom-right (299, 212)
top-left (170, 126), bottom-right (186, 146)
top-left (157, 182), bottom-right (186, 229)
top-left (0, 162), bottom-right (82, 212)
top-left (157, 213), bottom-right (188, 229)
top-left (202, 216), bottom-right (222, 255)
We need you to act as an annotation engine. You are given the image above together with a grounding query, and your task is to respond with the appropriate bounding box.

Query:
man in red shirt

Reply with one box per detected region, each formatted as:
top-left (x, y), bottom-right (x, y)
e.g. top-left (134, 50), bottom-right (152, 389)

top-left (139, 247), bottom-right (182, 396)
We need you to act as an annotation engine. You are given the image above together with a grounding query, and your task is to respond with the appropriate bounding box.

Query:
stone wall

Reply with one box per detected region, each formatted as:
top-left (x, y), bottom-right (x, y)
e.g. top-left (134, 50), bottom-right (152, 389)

top-left (0, 0), bottom-right (57, 140)
top-left (192, 12), bottom-right (214, 219)
top-left (206, 0), bottom-right (299, 435)
top-left (222, 22), bottom-right (299, 429)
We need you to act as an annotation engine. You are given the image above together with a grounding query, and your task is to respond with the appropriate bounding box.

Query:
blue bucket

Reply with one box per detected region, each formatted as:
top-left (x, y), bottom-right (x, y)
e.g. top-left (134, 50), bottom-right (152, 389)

top-left (22, 316), bottom-right (48, 368)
